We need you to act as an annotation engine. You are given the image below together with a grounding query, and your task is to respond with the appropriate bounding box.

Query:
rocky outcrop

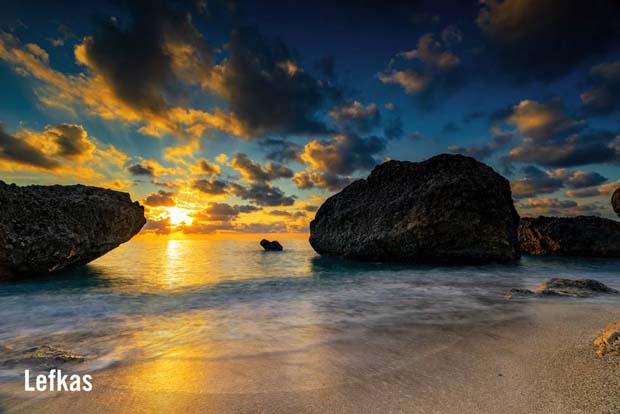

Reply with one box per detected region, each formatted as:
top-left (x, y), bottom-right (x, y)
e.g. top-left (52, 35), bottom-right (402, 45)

top-left (309, 154), bottom-right (520, 263)
top-left (594, 322), bottom-right (620, 357)
top-left (0, 181), bottom-right (145, 277)
top-left (613, 188), bottom-right (620, 217)
top-left (505, 278), bottom-right (618, 299)
top-left (1, 345), bottom-right (85, 368)
top-left (260, 239), bottom-right (283, 251)
top-left (518, 216), bottom-right (620, 257)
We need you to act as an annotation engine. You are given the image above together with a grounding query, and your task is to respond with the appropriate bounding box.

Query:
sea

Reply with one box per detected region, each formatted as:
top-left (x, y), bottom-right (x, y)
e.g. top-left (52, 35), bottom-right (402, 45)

top-left (1, 238), bottom-right (619, 381)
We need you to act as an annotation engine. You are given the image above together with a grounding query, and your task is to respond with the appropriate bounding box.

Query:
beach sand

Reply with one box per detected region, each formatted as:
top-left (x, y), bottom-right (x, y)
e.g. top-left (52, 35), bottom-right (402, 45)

top-left (1, 301), bottom-right (619, 414)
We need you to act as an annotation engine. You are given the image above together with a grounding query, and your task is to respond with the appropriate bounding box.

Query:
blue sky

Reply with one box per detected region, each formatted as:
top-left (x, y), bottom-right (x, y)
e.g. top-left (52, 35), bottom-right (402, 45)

top-left (1, 0), bottom-right (619, 235)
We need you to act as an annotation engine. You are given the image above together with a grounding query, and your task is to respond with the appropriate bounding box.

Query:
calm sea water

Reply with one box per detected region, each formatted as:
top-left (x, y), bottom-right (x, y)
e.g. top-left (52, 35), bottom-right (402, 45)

top-left (1, 239), bottom-right (619, 380)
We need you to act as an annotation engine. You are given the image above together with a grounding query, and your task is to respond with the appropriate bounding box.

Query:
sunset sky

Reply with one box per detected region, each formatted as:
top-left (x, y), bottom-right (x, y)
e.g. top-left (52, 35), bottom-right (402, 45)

top-left (1, 0), bottom-right (619, 236)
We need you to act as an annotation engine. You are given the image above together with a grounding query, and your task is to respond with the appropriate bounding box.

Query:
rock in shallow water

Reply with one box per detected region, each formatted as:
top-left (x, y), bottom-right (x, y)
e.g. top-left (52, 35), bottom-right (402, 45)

top-left (260, 239), bottom-right (283, 251)
top-left (518, 216), bottom-right (620, 257)
top-left (613, 188), bottom-right (620, 217)
top-left (309, 154), bottom-right (520, 264)
top-left (0, 181), bottom-right (145, 277)
top-left (506, 278), bottom-right (618, 299)
top-left (594, 321), bottom-right (620, 357)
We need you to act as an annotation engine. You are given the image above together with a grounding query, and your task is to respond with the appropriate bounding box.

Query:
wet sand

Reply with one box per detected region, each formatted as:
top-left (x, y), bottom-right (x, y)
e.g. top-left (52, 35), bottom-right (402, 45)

top-left (1, 301), bottom-right (619, 414)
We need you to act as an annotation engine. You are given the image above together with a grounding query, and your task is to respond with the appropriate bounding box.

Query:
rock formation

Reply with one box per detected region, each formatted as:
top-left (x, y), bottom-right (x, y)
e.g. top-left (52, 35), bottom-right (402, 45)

top-left (505, 278), bottom-right (618, 299)
top-left (594, 321), bottom-right (620, 357)
top-left (309, 154), bottom-right (520, 263)
top-left (0, 181), bottom-right (145, 277)
top-left (613, 188), bottom-right (620, 217)
top-left (518, 216), bottom-right (620, 257)
top-left (260, 239), bottom-right (283, 251)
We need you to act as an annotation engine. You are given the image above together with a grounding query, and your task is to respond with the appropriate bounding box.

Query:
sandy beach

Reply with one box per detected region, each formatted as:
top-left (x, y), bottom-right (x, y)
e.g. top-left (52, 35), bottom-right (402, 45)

top-left (1, 300), bottom-right (618, 414)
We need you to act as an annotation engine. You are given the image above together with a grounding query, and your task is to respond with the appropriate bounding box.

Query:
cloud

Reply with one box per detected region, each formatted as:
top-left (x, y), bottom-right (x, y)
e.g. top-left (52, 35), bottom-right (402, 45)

top-left (329, 101), bottom-right (380, 133)
top-left (441, 121), bottom-right (461, 134)
top-left (141, 217), bottom-right (171, 235)
top-left (301, 133), bottom-right (385, 175)
top-left (191, 178), bottom-right (229, 195)
top-left (517, 198), bottom-right (606, 217)
top-left (292, 171), bottom-right (352, 191)
top-left (45, 124), bottom-right (95, 161)
top-left (477, 0), bottom-right (620, 80)
top-left (230, 182), bottom-right (295, 206)
top-left (383, 116), bottom-right (404, 140)
top-left (260, 138), bottom-right (304, 163)
top-left (0, 124), bottom-right (59, 169)
top-left (143, 190), bottom-right (176, 207)
top-left (448, 127), bottom-right (512, 160)
top-left (203, 27), bottom-right (342, 136)
top-left (228, 152), bottom-right (293, 183)
top-left (194, 202), bottom-right (260, 221)
top-left (195, 159), bottom-right (221, 177)
top-left (581, 61), bottom-right (620, 116)
top-left (127, 163), bottom-right (155, 177)
top-left (511, 166), bottom-right (608, 199)
top-left (496, 98), bottom-right (620, 167)
top-left (378, 27), bottom-right (462, 107)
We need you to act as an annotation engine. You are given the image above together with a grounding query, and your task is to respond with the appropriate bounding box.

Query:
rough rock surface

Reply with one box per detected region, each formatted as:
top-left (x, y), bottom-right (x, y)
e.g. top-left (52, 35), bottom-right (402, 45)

top-left (0, 181), bottom-right (145, 277)
top-left (594, 321), bottom-right (620, 357)
top-left (613, 188), bottom-right (620, 217)
top-left (518, 216), bottom-right (620, 257)
top-left (309, 154), bottom-right (520, 263)
top-left (505, 278), bottom-right (618, 299)
top-left (1, 345), bottom-right (85, 368)
top-left (260, 239), bottom-right (283, 251)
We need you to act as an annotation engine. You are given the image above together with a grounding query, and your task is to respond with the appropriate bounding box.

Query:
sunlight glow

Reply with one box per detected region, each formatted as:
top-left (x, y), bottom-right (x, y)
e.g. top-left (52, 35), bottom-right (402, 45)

top-left (167, 207), bottom-right (192, 226)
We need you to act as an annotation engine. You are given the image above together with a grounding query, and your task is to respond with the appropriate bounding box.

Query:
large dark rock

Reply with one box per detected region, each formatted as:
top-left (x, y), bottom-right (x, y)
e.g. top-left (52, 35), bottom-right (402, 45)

top-left (613, 188), bottom-right (620, 217)
top-left (309, 154), bottom-right (520, 263)
top-left (0, 181), bottom-right (146, 277)
top-left (518, 216), bottom-right (620, 257)
top-left (506, 278), bottom-right (618, 299)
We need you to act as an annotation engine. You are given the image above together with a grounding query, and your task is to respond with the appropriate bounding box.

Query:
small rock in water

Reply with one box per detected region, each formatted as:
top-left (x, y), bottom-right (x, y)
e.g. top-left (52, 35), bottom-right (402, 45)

top-left (612, 188), bottom-right (620, 217)
top-left (260, 239), bottom-right (283, 251)
top-left (594, 322), bottom-right (620, 357)
top-left (2, 345), bottom-right (85, 368)
top-left (505, 278), bottom-right (618, 299)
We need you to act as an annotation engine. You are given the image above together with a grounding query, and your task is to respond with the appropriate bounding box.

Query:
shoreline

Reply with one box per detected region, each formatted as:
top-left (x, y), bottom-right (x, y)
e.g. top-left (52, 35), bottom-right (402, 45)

top-left (1, 300), bottom-right (618, 413)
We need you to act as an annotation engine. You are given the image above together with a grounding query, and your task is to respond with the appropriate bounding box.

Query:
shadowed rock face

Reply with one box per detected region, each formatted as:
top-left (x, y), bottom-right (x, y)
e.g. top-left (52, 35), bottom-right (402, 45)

top-left (613, 188), bottom-right (620, 217)
top-left (0, 181), bottom-right (146, 277)
top-left (309, 154), bottom-right (520, 264)
top-left (518, 216), bottom-right (620, 257)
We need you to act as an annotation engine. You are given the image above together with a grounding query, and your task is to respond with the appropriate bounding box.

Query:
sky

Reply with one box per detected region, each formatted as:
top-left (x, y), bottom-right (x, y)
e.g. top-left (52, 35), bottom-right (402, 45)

top-left (0, 0), bottom-right (619, 237)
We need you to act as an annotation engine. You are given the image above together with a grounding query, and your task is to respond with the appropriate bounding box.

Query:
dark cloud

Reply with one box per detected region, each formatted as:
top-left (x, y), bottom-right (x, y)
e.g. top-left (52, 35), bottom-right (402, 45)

top-left (196, 159), bottom-right (221, 177)
top-left (143, 190), bottom-right (175, 207)
top-left (329, 101), bottom-right (380, 133)
top-left (141, 217), bottom-right (171, 235)
top-left (441, 121), bottom-right (461, 134)
top-left (196, 202), bottom-right (259, 221)
top-left (260, 138), bottom-right (303, 163)
top-left (292, 171), bottom-right (352, 191)
top-left (230, 182), bottom-right (295, 206)
top-left (477, 0), bottom-right (620, 81)
top-left (47, 124), bottom-right (94, 160)
top-left (191, 178), bottom-right (229, 195)
top-left (128, 163), bottom-right (155, 176)
top-left (79, 0), bottom-right (213, 114)
top-left (229, 152), bottom-right (293, 183)
top-left (302, 133), bottom-right (386, 175)
top-left (383, 116), bottom-right (404, 140)
top-left (267, 209), bottom-right (291, 217)
top-left (448, 127), bottom-right (512, 160)
top-left (0, 124), bottom-right (59, 169)
top-left (462, 110), bottom-right (486, 123)
top-left (511, 166), bottom-right (608, 199)
top-left (216, 27), bottom-right (342, 136)
top-left (581, 61), bottom-right (620, 116)
top-left (378, 27), bottom-right (463, 109)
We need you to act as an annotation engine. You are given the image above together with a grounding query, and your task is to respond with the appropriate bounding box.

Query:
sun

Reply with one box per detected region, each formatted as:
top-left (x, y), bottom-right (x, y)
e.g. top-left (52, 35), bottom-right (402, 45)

top-left (167, 207), bottom-right (192, 226)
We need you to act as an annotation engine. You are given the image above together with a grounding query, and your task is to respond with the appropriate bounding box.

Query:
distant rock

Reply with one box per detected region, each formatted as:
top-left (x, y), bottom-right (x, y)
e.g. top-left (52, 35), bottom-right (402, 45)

top-left (594, 321), bottom-right (620, 357)
top-left (309, 154), bottom-right (520, 264)
top-left (1, 345), bottom-right (84, 368)
top-left (518, 216), bottom-right (620, 257)
top-left (260, 239), bottom-right (283, 251)
top-left (505, 278), bottom-right (618, 299)
top-left (613, 188), bottom-right (620, 217)
top-left (0, 181), bottom-right (145, 277)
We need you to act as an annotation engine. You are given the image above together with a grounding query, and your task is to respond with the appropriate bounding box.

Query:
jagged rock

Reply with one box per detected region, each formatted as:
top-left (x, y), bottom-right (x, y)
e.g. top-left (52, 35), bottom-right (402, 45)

top-left (0, 181), bottom-right (145, 277)
top-left (309, 154), bottom-right (520, 263)
top-left (613, 188), bottom-right (620, 217)
top-left (518, 216), bottom-right (620, 257)
top-left (1, 345), bottom-right (85, 368)
top-left (260, 239), bottom-right (283, 251)
top-left (505, 278), bottom-right (618, 299)
top-left (594, 322), bottom-right (620, 357)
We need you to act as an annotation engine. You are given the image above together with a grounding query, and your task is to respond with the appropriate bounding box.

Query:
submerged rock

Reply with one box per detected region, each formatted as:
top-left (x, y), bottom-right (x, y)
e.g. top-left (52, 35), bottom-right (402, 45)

top-left (505, 278), bottom-right (618, 299)
top-left (518, 216), bottom-right (620, 257)
top-left (613, 188), bottom-right (620, 217)
top-left (0, 181), bottom-right (145, 277)
top-left (260, 239), bottom-right (283, 251)
top-left (1, 345), bottom-right (85, 368)
top-left (594, 321), bottom-right (620, 357)
top-left (309, 154), bottom-right (520, 264)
